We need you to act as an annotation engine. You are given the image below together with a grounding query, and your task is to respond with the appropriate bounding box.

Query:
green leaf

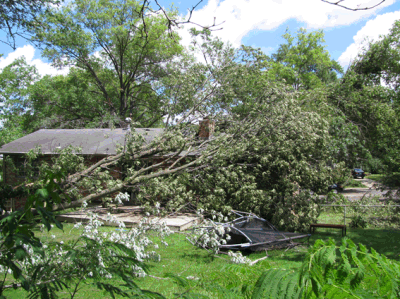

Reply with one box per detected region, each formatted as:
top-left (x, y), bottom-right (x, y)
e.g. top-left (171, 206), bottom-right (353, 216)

top-left (35, 188), bottom-right (49, 200)
top-left (164, 273), bottom-right (189, 288)
top-left (252, 269), bottom-right (281, 299)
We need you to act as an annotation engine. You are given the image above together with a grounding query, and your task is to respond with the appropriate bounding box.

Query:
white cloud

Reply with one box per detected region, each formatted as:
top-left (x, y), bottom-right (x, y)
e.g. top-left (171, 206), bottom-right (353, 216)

top-left (0, 45), bottom-right (69, 77)
top-left (338, 11), bottom-right (400, 68)
top-left (178, 0), bottom-right (395, 49)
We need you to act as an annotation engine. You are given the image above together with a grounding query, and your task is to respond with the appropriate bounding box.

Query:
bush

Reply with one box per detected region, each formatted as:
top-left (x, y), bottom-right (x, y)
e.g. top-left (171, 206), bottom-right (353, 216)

top-left (349, 215), bottom-right (368, 228)
top-left (381, 172), bottom-right (400, 188)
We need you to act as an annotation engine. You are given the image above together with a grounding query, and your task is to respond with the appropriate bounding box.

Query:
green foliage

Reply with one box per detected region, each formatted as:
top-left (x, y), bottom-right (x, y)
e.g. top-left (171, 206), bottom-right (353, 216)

top-left (251, 238), bottom-right (400, 298)
top-left (270, 27), bottom-right (343, 90)
top-left (0, 57), bottom-right (40, 146)
top-left (381, 173), bottom-right (400, 188)
top-left (0, 169), bottom-right (66, 295)
top-left (324, 192), bottom-right (351, 214)
top-left (364, 156), bottom-right (387, 174)
top-left (349, 215), bottom-right (368, 229)
top-left (138, 94), bottom-right (337, 232)
top-left (0, 0), bottom-right (61, 49)
top-left (27, 68), bottom-right (110, 129)
top-left (330, 69), bottom-right (399, 170)
top-left (0, 184), bottom-right (30, 211)
top-left (32, 0), bottom-right (183, 128)
top-left (345, 179), bottom-right (367, 188)
top-left (0, 167), bottom-right (171, 298)
top-left (251, 269), bottom-right (300, 299)
top-left (329, 19), bottom-right (400, 174)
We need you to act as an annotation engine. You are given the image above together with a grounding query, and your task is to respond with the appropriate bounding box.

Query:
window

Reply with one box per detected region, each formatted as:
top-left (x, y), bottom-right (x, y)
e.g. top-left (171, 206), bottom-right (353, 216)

top-left (15, 158), bottom-right (40, 178)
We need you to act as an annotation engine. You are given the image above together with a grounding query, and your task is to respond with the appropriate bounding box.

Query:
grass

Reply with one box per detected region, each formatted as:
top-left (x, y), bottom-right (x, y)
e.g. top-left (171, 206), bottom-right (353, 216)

top-left (344, 179), bottom-right (367, 188)
top-left (4, 211), bottom-right (400, 298)
top-left (4, 223), bottom-right (297, 298)
top-left (366, 174), bottom-right (385, 181)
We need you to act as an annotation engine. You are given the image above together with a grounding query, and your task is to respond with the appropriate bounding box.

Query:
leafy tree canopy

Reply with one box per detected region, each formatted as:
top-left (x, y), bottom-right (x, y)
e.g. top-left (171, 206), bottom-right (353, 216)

top-left (32, 0), bottom-right (184, 128)
top-left (0, 57), bottom-right (39, 146)
top-left (269, 28), bottom-right (343, 90)
top-left (0, 0), bottom-right (61, 49)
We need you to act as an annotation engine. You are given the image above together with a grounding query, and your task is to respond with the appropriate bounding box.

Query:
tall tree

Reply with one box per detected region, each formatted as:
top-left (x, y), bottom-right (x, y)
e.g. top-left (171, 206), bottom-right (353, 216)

top-left (0, 57), bottom-right (39, 146)
top-left (270, 28), bottom-right (343, 90)
top-left (28, 68), bottom-right (136, 130)
top-left (341, 19), bottom-right (400, 173)
top-left (352, 19), bottom-right (400, 105)
top-left (327, 29), bottom-right (400, 173)
top-left (33, 0), bottom-right (184, 128)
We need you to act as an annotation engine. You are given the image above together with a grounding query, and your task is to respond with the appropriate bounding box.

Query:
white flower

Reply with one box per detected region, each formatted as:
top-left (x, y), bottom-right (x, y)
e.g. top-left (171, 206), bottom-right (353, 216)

top-left (114, 192), bottom-right (130, 204)
top-left (186, 276), bottom-right (199, 280)
top-left (228, 251), bottom-right (251, 264)
top-left (118, 221), bottom-right (126, 228)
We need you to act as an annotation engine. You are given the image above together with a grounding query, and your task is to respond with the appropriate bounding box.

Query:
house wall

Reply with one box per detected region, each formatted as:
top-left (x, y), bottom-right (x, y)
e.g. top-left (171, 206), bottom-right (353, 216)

top-left (3, 154), bottom-right (123, 210)
top-left (3, 154), bottom-right (123, 186)
top-left (3, 152), bottom-right (191, 211)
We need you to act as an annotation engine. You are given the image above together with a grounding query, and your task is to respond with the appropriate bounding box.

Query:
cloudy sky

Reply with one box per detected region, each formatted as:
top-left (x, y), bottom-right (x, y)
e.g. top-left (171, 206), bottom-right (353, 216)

top-left (1, 0), bottom-right (400, 77)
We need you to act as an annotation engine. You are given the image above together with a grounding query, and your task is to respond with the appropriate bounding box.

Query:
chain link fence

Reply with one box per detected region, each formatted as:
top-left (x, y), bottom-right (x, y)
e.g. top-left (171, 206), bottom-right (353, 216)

top-left (319, 204), bottom-right (400, 229)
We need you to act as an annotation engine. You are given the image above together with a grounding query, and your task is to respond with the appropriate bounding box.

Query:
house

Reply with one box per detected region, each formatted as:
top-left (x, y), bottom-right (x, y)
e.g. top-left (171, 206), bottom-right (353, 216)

top-left (0, 119), bottom-right (215, 210)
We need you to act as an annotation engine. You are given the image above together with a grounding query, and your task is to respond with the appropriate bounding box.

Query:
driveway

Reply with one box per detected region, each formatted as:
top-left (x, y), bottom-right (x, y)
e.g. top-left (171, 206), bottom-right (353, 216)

top-left (338, 178), bottom-right (394, 202)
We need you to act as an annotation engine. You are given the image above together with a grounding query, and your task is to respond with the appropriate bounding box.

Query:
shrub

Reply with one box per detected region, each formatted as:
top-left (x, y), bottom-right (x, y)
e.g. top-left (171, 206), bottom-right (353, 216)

top-left (349, 215), bottom-right (368, 228)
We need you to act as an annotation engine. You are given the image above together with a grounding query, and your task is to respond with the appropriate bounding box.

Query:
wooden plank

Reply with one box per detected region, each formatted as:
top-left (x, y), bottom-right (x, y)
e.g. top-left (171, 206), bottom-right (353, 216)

top-left (310, 223), bottom-right (346, 228)
top-left (310, 223), bottom-right (346, 236)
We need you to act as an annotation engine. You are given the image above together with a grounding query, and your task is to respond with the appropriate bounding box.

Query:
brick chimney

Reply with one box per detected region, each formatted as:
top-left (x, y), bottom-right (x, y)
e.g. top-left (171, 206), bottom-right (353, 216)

top-left (198, 116), bottom-right (215, 139)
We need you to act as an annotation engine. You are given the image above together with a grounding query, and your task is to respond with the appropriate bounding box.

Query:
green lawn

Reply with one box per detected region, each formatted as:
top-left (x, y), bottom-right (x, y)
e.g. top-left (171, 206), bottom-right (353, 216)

top-left (344, 179), bottom-right (367, 188)
top-left (366, 174), bottom-right (385, 181)
top-left (4, 213), bottom-right (400, 298)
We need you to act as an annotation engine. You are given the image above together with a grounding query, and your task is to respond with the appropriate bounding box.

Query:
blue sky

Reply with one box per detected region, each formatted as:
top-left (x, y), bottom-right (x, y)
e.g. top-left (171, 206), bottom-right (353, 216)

top-left (1, 0), bottom-right (400, 76)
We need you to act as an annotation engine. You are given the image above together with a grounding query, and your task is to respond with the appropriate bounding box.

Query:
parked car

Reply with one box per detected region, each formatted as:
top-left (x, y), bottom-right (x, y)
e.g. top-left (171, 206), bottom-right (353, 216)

top-left (352, 168), bottom-right (365, 179)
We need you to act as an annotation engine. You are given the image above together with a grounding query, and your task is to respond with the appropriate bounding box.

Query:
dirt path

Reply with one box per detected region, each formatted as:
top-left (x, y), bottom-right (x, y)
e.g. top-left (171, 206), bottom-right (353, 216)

top-left (339, 178), bottom-right (391, 202)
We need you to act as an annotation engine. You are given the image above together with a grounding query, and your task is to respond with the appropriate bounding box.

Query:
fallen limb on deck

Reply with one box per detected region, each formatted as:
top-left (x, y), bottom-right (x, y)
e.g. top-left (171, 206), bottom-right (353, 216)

top-left (310, 223), bottom-right (346, 237)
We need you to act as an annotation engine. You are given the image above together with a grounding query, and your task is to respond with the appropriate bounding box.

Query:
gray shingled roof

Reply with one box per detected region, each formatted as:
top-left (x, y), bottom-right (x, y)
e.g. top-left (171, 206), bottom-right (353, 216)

top-left (0, 128), bottom-right (164, 155)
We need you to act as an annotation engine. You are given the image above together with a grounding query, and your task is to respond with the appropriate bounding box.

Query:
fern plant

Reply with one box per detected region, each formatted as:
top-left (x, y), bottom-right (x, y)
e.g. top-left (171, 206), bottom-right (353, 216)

top-left (251, 238), bottom-right (400, 299)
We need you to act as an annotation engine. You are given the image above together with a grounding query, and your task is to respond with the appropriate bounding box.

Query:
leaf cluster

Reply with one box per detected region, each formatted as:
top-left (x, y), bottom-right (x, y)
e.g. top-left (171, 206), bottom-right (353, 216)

top-left (251, 238), bottom-right (400, 298)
